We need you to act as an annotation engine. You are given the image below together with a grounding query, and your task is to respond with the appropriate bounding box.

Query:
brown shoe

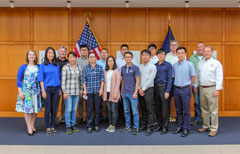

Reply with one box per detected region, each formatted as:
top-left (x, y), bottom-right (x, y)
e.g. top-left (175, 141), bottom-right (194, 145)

top-left (208, 131), bottom-right (217, 137)
top-left (198, 128), bottom-right (209, 132)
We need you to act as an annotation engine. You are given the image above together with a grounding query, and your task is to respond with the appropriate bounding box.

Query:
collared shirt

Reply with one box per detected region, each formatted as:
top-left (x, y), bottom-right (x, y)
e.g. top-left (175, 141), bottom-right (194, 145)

top-left (82, 64), bottom-right (104, 94)
top-left (121, 64), bottom-right (140, 95)
top-left (189, 54), bottom-right (205, 73)
top-left (165, 52), bottom-right (179, 65)
top-left (37, 63), bottom-right (61, 90)
top-left (116, 56), bottom-right (138, 72)
top-left (139, 62), bottom-right (157, 91)
top-left (76, 57), bottom-right (89, 68)
top-left (149, 55), bottom-right (159, 64)
top-left (173, 60), bottom-right (195, 87)
top-left (154, 60), bottom-right (173, 93)
top-left (96, 59), bottom-right (106, 71)
top-left (194, 58), bottom-right (223, 90)
top-left (56, 58), bottom-right (69, 73)
top-left (61, 64), bottom-right (82, 95)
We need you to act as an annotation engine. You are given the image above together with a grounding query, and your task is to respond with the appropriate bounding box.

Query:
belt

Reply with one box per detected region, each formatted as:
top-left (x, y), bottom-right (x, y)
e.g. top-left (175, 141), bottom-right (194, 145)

top-left (201, 85), bottom-right (216, 88)
top-left (174, 85), bottom-right (190, 89)
top-left (157, 83), bottom-right (166, 87)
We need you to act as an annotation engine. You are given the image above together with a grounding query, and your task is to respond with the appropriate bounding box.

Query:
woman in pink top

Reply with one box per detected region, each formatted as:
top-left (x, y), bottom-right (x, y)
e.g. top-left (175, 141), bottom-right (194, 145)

top-left (103, 56), bottom-right (121, 133)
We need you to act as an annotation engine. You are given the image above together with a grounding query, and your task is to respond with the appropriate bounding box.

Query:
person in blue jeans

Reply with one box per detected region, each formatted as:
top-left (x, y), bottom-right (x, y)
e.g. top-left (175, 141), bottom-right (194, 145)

top-left (61, 51), bottom-right (82, 135)
top-left (38, 47), bottom-right (61, 136)
top-left (121, 51), bottom-right (140, 135)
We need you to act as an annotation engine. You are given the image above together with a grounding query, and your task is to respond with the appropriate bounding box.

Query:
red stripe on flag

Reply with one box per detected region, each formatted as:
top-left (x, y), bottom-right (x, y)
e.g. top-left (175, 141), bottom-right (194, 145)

top-left (74, 47), bottom-right (81, 58)
top-left (92, 48), bottom-right (100, 60)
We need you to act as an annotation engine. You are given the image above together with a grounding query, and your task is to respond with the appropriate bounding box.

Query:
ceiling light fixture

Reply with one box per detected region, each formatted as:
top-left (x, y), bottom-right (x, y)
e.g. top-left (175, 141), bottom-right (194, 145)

top-left (67, 0), bottom-right (71, 8)
top-left (185, 1), bottom-right (190, 8)
top-left (10, 0), bottom-right (14, 8)
top-left (125, 0), bottom-right (130, 8)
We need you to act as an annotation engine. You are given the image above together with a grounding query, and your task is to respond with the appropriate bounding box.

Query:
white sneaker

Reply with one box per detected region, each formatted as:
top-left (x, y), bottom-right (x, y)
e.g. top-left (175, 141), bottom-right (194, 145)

top-left (109, 126), bottom-right (116, 133)
top-left (105, 125), bottom-right (112, 132)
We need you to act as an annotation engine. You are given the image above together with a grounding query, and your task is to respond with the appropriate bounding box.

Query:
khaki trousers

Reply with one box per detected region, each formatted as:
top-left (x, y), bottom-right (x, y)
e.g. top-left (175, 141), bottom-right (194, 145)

top-left (200, 86), bottom-right (219, 132)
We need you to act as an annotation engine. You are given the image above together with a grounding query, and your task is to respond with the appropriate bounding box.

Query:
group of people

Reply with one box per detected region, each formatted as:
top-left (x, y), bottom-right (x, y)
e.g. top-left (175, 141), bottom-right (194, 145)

top-left (16, 40), bottom-right (223, 138)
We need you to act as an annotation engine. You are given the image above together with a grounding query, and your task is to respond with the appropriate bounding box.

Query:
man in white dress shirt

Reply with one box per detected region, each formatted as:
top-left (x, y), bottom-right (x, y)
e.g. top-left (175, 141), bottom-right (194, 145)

top-left (148, 44), bottom-right (159, 64)
top-left (194, 46), bottom-right (223, 137)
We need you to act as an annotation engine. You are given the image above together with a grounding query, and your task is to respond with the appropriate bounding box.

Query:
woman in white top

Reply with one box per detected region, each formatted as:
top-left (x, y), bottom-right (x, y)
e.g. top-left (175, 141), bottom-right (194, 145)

top-left (103, 56), bottom-right (121, 133)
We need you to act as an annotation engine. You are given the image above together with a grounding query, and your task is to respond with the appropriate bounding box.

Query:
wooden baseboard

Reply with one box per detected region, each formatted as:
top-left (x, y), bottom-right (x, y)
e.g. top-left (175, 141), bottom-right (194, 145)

top-left (0, 111), bottom-right (240, 117)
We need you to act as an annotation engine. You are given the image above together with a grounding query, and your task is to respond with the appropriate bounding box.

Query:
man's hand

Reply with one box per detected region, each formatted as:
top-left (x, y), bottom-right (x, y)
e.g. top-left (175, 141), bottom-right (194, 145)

top-left (194, 87), bottom-right (198, 94)
top-left (213, 90), bottom-right (219, 98)
top-left (133, 93), bottom-right (138, 99)
top-left (99, 89), bottom-right (103, 96)
top-left (165, 92), bottom-right (170, 100)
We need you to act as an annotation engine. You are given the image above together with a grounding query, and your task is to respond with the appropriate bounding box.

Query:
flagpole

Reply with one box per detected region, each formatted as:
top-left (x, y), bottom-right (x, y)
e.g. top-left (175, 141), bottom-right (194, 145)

top-left (85, 12), bottom-right (102, 50)
top-left (168, 12), bottom-right (171, 41)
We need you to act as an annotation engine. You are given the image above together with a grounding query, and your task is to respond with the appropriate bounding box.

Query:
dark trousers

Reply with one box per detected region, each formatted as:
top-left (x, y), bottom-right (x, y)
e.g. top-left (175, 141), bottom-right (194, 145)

top-left (154, 85), bottom-right (170, 128)
top-left (167, 78), bottom-right (174, 116)
top-left (106, 93), bottom-right (118, 126)
top-left (139, 87), bottom-right (155, 129)
top-left (44, 86), bottom-right (59, 128)
top-left (86, 94), bottom-right (101, 128)
top-left (173, 86), bottom-right (191, 130)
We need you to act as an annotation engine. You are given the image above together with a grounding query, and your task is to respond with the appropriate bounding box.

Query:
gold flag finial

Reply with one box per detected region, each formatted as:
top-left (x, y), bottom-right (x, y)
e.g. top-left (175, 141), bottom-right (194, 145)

top-left (84, 12), bottom-right (92, 21)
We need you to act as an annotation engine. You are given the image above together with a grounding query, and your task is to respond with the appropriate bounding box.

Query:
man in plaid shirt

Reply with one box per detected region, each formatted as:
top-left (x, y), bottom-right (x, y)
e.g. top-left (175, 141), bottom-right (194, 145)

top-left (82, 52), bottom-right (104, 133)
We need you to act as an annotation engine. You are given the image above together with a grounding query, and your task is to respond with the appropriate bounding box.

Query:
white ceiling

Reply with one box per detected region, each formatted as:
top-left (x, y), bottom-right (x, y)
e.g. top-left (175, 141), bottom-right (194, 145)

top-left (0, 0), bottom-right (239, 8)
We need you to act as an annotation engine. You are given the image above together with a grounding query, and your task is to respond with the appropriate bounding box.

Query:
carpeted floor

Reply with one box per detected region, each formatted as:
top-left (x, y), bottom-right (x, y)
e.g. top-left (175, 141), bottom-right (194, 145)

top-left (0, 117), bottom-right (239, 145)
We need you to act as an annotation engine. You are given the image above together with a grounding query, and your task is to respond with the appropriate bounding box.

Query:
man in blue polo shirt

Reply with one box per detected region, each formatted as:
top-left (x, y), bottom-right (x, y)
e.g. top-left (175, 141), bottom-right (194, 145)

top-left (121, 51), bottom-right (141, 135)
top-left (172, 47), bottom-right (195, 137)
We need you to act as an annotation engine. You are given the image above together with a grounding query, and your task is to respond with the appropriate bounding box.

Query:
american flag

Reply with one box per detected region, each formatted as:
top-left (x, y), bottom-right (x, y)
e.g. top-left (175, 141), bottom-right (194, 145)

top-left (74, 20), bottom-right (101, 60)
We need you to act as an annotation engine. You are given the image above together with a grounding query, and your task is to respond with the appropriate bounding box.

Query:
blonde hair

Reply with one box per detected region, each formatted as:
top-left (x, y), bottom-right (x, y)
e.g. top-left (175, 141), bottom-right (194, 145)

top-left (25, 50), bottom-right (38, 65)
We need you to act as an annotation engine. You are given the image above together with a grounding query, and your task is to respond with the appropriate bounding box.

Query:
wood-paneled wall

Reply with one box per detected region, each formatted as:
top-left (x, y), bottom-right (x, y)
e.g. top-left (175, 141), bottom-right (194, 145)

top-left (0, 7), bottom-right (240, 117)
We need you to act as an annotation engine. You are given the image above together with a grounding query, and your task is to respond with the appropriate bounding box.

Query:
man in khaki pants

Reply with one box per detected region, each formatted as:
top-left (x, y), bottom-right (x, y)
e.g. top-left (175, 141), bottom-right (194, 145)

top-left (194, 46), bottom-right (223, 137)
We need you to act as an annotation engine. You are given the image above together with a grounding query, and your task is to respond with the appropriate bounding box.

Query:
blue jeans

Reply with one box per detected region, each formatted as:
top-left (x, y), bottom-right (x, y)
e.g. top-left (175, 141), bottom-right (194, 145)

top-left (122, 93), bottom-right (139, 129)
top-left (192, 86), bottom-right (202, 122)
top-left (64, 95), bottom-right (80, 128)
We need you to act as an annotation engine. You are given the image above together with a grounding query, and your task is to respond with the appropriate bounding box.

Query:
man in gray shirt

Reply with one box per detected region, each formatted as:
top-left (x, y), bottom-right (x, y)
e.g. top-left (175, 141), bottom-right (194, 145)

top-left (138, 49), bottom-right (157, 136)
top-left (76, 44), bottom-right (89, 124)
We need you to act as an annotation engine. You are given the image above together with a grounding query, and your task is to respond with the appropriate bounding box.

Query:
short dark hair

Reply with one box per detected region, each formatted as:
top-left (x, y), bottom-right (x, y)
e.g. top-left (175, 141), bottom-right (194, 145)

top-left (121, 44), bottom-right (129, 49)
top-left (148, 44), bottom-right (157, 49)
top-left (44, 47), bottom-right (57, 66)
top-left (141, 49), bottom-right (151, 56)
top-left (157, 48), bottom-right (167, 55)
top-left (176, 47), bottom-right (187, 53)
top-left (88, 52), bottom-right (97, 58)
top-left (124, 51), bottom-right (133, 58)
top-left (80, 44), bottom-right (89, 50)
top-left (101, 48), bottom-right (109, 53)
top-left (67, 51), bottom-right (78, 58)
top-left (105, 56), bottom-right (117, 71)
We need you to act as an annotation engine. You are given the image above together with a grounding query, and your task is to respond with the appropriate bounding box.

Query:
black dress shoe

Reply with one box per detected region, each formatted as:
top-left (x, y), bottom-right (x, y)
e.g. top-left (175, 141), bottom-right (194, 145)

top-left (87, 128), bottom-right (92, 134)
top-left (172, 128), bottom-right (183, 134)
top-left (95, 126), bottom-right (100, 132)
top-left (153, 126), bottom-right (161, 132)
top-left (139, 125), bottom-right (146, 131)
top-left (145, 129), bottom-right (152, 136)
top-left (28, 132), bottom-right (33, 136)
top-left (160, 127), bottom-right (168, 135)
top-left (181, 130), bottom-right (189, 137)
